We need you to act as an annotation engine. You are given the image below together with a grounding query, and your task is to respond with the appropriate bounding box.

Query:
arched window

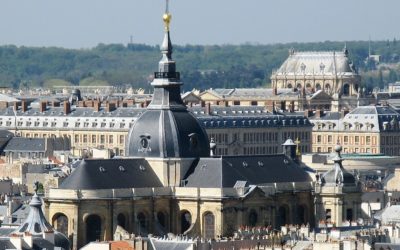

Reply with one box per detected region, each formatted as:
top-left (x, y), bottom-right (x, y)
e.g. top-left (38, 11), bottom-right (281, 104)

top-left (180, 211), bottom-right (192, 234)
top-left (86, 214), bottom-right (102, 244)
top-left (52, 213), bottom-right (68, 236)
top-left (325, 84), bottom-right (331, 93)
top-left (137, 212), bottom-right (147, 236)
top-left (248, 209), bottom-right (258, 227)
top-left (343, 84), bottom-right (350, 96)
top-left (203, 212), bottom-right (215, 239)
top-left (315, 83), bottom-right (322, 91)
top-left (297, 83), bottom-right (302, 90)
top-left (287, 83), bottom-right (293, 89)
top-left (117, 213), bottom-right (126, 229)
top-left (306, 83), bottom-right (312, 92)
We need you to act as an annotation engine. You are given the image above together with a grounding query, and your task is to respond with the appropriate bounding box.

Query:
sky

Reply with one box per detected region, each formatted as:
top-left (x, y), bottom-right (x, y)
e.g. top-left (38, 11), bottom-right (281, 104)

top-left (0, 0), bottom-right (399, 49)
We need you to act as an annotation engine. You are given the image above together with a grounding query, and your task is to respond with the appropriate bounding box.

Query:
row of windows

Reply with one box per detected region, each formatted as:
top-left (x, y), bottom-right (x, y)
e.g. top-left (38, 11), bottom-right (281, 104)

top-left (0, 120), bottom-right (133, 129)
top-left (381, 136), bottom-right (400, 145)
top-left (243, 146), bottom-right (279, 155)
top-left (243, 132), bottom-right (278, 143)
top-left (314, 135), bottom-right (376, 145)
top-left (315, 147), bottom-right (376, 154)
top-left (74, 134), bottom-right (125, 145)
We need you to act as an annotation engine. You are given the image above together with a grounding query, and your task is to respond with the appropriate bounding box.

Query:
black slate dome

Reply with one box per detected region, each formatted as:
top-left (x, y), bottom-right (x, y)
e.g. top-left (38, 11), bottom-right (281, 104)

top-left (126, 12), bottom-right (209, 158)
top-left (321, 145), bottom-right (356, 186)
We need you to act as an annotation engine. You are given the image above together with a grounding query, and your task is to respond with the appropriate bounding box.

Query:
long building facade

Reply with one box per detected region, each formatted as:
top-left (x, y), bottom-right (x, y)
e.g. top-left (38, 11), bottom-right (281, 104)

top-left (0, 102), bottom-right (312, 157)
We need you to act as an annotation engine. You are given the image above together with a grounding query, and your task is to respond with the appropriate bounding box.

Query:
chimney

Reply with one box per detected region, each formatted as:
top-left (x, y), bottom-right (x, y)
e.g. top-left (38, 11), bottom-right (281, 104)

top-left (21, 101), bottom-right (28, 112)
top-left (205, 103), bottom-right (211, 115)
top-left (78, 101), bottom-right (85, 107)
top-left (0, 101), bottom-right (8, 109)
top-left (273, 87), bottom-right (277, 96)
top-left (341, 109), bottom-right (349, 118)
top-left (94, 101), bottom-right (101, 112)
top-left (84, 100), bottom-right (94, 107)
top-left (316, 109), bottom-right (323, 118)
top-left (13, 101), bottom-right (20, 111)
top-left (121, 102), bottom-right (128, 108)
top-left (265, 100), bottom-right (274, 113)
top-left (40, 101), bottom-right (47, 112)
top-left (106, 102), bottom-right (116, 112)
top-left (63, 101), bottom-right (71, 115)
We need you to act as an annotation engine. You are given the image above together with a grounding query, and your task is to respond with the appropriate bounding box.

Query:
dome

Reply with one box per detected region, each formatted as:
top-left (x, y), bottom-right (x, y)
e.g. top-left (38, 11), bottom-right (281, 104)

top-left (126, 10), bottom-right (209, 158)
top-left (321, 145), bottom-right (356, 186)
top-left (127, 109), bottom-right (209, 158)
top-left (12, 189), bottom-right (70, 249)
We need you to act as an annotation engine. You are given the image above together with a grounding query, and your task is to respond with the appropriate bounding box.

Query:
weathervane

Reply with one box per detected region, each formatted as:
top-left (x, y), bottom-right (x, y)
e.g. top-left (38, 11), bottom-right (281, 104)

top-left (163, 0), bottom-right (172, 31)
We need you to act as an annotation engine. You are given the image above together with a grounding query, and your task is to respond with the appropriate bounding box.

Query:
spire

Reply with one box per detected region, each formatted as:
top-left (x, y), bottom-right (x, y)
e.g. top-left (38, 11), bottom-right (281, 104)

top-left (148, 0), bottom-right (185, 110)
top-left (343, 42), bottom-right (348, 57)
top-left (153, 0), bottom-right (181, 86)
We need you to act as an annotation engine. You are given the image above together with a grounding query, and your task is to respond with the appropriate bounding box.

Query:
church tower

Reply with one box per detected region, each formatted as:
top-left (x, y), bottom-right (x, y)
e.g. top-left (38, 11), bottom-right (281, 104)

top-left (126, 1), bottom-right (210, 186)
top-left (314, 145), bottom-right (362, 227)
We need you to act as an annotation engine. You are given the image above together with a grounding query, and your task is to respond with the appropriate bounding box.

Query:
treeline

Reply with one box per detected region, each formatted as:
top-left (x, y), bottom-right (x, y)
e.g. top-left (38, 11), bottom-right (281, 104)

top-left (0, 39), bottom-right (399, 92)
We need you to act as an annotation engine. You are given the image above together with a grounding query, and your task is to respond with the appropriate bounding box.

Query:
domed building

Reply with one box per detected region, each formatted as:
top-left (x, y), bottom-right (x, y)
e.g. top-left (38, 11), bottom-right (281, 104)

top-left (314, 145), bottom-right (362, 227)
top-left (0, 183), bottom-right (70, 249)
top-left (45, 5), bottom-right (343, 250)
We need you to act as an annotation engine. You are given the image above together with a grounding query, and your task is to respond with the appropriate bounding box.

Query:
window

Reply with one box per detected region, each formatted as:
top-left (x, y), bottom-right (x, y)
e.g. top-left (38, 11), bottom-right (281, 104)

top-left (100, 135), bottom-right (105, 144)
top-left (92, 135), bottom-right (96, 143)
top-left (83, 135), bottom-right (87, 143)
top-left (355, 136), bottom-right (359, 143)
top-left (109, 135), bottom-right (113, 144)
top-left (119, 135), bottom-right (124, 144)
top-left (366, 136), bottom-right (371, 145)
top-left (74, 135), bottom-right (79, 143)
top-left (328, 135), bottom-right (332, 143)
top-left (317, 135), bottom-right (322, 143)
top-left (344, 136), bottom-right (348, 143)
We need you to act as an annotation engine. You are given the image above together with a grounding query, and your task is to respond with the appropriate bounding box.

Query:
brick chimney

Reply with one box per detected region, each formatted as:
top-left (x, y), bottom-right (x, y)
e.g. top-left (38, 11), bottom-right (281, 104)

top-left (205, 103), bottom-right (211, 115)
top-left (21, 101), bottom-right (28, 112)
top-left (78, 101), bottom-right (85, 107)
top-left (40, 101), bottom-right (47, 112)
top-left (94, 101), bottom-right (101, 112)
top-left (106, 102), bottom-right (116, 112)
top-left (316, 109), bottom-right (323, 118)
top-left (13, 101), bottom-right (20, 111)
top-left (0, 101), bottom-right (8, 109)
top-left (63, 101), bottom-right (71, 115)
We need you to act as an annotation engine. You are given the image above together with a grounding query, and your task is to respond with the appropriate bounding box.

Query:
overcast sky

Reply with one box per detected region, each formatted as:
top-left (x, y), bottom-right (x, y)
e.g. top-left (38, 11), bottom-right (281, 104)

top-left (0, 0), bottom-right (399, 49)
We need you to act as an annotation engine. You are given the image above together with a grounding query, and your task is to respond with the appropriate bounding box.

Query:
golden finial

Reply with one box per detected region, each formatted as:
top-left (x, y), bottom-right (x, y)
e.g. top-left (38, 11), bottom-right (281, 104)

top-left (163, 0), bottom-right (172, 31)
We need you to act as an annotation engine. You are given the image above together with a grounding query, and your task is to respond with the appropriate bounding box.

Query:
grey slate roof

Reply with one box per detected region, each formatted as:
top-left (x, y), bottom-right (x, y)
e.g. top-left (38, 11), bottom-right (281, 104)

top-left (3, 138), bottom-right (45, 153)
top-left (59, 158), bottom-right (164, 190)
top-left (183, 155), bottom-right (312, 188)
